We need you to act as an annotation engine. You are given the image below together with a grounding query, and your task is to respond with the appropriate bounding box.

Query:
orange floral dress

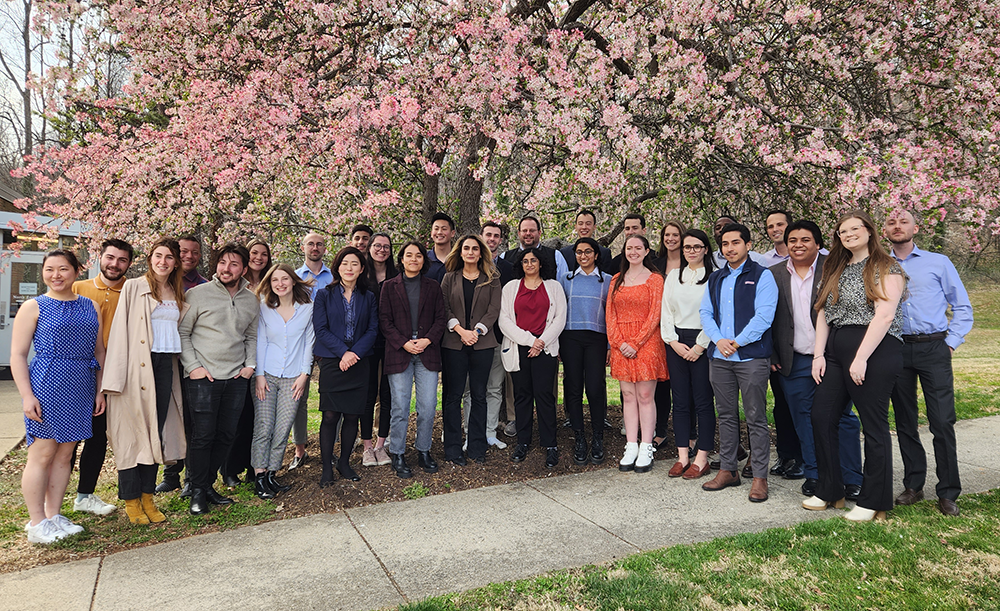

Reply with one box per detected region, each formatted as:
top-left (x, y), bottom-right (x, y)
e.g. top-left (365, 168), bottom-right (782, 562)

top-left (606, 273), bottom-right (669, 383)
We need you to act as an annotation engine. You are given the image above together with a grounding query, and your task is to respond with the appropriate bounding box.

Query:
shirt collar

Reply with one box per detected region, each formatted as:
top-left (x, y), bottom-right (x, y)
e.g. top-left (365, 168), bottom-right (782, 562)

top-left (298, 262), bottom-right (331, 277)
top-left (571, 266), bottom-right (601, 278)
top-left (726, 257), bottom-right (749, 275)
top-left (891, 244), bottom-right (924, 261)
top-left (785, 254), bottom-right (818, 277)
top-left (94, 275), bottom-right (125, 292)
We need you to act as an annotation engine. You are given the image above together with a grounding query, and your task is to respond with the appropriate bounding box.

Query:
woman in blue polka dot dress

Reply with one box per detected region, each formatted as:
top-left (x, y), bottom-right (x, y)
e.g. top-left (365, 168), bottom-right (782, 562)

top-left (10, 250), bottom-right (106, 544)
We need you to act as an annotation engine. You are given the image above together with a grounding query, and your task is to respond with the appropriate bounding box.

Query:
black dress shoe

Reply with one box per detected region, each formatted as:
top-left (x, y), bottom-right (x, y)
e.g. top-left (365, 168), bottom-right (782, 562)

top-left (319, 469), bottom-right (335, 487)
top-left (419, 451), bottom-right (441, 472)
top-left (337, 464), bottom-right (361, 481)
top-left (573, 432), bottom-right (588, 466)
top-left (189, 488), bottom-right (210, 515)
top-left (222, 473), bottom-right (242, 488)
top-left (155, 478), bottom-right (180, 494)
top-left (937, 498), bottom-right (960, 516)
top-left (254, 477), bottom-right (276, 499)
top-left (289, 451), bottom-right (308, 470)
top-left (741, 461), bottom-right (754, 479)
top-left (769, 457), bottom-right (787, 476)
top-left (205, 487), bottom-right (234, 505)
top-left (590, 434), bottom-right (605, 464)
top-left (511, 444), bottom-right (529, 463)
top-left (736, 445), bottom-right (748, 462)
top-left (390, 453), bottom-right (413, 479)
top-left (801, 478), bottom-right (818, 497)
top-left (844, 484), bottom-right (862, 501)
top-left (180, 482), bottom-right (193, 498)
top-left (545, 447), bottom-right (559, 468)
top-left (473, 455), bottom-right (487, 464)
top-left (781, 459), bottom-right (806, 480)
top-left (895, 488), bottom-right (924, 506)
top-left (267, 471), bottom-right (291, 492)
top-left (444, 455), bottom-right (466, 467)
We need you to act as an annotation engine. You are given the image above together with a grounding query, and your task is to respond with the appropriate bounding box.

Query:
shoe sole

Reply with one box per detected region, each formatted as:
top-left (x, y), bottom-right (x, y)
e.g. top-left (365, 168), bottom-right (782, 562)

top-left (395, 471), bottom-right (413, 479)
top-left (590, 455), bottom-right (605, 465)
top-left (702, 481), bottom-right (741, 491)
top-left (618, 464), bottom-right (635, 472)
top-left (749, 495), bottom-right (768, 503)
top-left (634, 464), bottom-right (653, 473)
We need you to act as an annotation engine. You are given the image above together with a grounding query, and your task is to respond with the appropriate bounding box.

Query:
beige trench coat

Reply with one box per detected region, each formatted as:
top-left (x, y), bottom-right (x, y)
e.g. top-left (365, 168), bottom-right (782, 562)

top-left (102, 277), bottom-right (189, 470)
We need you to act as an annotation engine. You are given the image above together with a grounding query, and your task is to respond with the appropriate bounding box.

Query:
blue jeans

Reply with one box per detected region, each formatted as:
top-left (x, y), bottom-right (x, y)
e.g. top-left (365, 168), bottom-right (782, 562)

top-left (779, 352), bottom-right (862, 484)
top-left (388, 356), bottom-right (438, 455)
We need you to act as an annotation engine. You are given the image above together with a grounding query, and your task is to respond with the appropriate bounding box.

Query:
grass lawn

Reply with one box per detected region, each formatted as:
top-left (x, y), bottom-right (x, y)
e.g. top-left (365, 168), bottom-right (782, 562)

top-left (402, 488), bottom-right (1000, 611)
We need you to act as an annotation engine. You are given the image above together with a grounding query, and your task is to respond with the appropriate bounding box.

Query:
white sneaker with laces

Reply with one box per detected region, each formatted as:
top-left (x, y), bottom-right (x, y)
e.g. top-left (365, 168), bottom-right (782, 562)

top-left (25, 519), bottom-right (66, 544)
top-left (50, 514), bottom-right (85, 535)
top-left (487, 437), bottom-right (507, 450)
top-left (73, 493), bottom-right (117, 515)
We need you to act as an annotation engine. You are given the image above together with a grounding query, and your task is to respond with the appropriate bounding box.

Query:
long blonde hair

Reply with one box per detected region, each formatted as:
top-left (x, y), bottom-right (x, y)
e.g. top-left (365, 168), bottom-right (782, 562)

top-left (815, 210), bottom-right (898, 309)
top-left (444, 234), bottom-right (499, 287)
top-left (144, 237), bottom-right (185, 306)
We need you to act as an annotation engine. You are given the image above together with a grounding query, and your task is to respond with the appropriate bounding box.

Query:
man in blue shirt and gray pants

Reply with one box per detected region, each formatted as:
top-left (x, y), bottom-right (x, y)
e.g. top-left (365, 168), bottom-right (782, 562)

top-left (700, 223), bottom-right (778, 503)
top-left (885, 210), bottom-right (973, 517)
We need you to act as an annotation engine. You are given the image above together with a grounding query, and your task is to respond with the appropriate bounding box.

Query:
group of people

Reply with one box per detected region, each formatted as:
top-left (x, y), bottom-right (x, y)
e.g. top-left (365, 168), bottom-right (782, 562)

top-left (11, 205), bottom-right (972, 544)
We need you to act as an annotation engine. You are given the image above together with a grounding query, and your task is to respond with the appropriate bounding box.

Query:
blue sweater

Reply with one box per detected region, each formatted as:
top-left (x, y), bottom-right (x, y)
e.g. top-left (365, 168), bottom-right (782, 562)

top-left (559, 267), bottom-right (612, 334)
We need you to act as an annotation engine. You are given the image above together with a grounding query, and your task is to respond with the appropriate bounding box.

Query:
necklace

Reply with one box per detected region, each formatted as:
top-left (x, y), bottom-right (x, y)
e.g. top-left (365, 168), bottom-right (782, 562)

top-left (523, 277), bottom-right (542, 289)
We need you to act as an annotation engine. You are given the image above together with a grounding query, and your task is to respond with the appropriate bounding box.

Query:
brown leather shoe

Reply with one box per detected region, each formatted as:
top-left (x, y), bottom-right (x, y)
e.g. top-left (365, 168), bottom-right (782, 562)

top-left (749, 477), bottom-right (769, 503)
top-left (937, 498), bottom-right (960, 516)
top-left (668, 461), bottom-right (689, 478)
top-left (895, 488), bottom-right (924, 506)
top-left (702, 470), bottom-right (741, 491)
top-left (683, 462), bottom-right (711, 480)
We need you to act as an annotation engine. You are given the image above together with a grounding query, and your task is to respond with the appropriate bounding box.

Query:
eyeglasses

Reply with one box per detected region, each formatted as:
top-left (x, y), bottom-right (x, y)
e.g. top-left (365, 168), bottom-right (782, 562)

top-left (575, 249), bottom-right (595, 256)
top-left (838, 225), bottom-right (866, 236)
top-left (682, 245), bottom-right (706, 252)
top-left (371, 244), bottom-right (391, 252)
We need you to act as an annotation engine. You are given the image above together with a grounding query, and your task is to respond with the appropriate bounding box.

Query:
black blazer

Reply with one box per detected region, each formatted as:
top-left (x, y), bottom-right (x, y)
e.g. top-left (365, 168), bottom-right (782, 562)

top-left (770, 254), bottom-right (826, 374)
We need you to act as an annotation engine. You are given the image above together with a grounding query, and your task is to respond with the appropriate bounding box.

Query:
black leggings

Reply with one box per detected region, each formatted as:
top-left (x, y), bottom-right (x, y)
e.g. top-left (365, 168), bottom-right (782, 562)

top-left (320, 411), bottom-right (359, 477)
top-left (119, 352), bottom-right (174, 500)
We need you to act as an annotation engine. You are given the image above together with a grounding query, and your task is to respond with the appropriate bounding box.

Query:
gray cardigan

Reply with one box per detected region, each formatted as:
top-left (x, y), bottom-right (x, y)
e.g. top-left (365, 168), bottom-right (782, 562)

top-left (179, 277), bottom-right (259, 379)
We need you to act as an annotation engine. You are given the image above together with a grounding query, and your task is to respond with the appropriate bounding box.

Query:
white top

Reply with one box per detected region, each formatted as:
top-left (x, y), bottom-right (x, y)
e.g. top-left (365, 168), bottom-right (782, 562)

top-left (150, 300), bottom-right (182, 353)
top-left (659, 267), bottom-right (710, 348)
top-left (256, 301), bottom-right (316, 378)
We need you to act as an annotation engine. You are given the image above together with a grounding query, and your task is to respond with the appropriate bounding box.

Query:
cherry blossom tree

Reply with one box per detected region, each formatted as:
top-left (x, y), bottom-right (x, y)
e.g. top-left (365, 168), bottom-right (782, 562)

top-left (11, 0), bottom-right (1000, 256)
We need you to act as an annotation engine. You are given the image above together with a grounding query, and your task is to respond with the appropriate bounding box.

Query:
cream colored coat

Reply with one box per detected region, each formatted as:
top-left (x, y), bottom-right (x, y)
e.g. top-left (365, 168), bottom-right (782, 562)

top-left (102, 277), bottom-right (189, 470)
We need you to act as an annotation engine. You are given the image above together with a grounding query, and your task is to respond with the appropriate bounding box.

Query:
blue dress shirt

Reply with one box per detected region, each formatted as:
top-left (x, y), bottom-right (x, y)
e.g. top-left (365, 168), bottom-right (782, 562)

top-left (891, 245), bottom-right (973, 350)
top-left (295, 263), bottom-right (333, 299)
top-left (256, 302), bottom-right (316, 378)
top-left (699, 258), bottom-right (778, 362)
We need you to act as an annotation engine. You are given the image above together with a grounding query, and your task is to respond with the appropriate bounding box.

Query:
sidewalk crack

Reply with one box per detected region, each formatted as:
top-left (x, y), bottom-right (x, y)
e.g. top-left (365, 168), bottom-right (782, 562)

top-left (89, 555), bottom-right (104, 611)
top-left (344, 509), bottom-right (409, 605)
top-left (524, 481), bottom-right (642, 552)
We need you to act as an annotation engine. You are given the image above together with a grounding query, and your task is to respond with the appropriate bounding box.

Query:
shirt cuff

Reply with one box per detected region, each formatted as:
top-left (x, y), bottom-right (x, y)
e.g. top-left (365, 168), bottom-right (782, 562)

top-left (946, 333), bottom-right (964, 351)
top-left (474, 323), bottom-right (489, 336)
top-left (447, 318), bottom-right (460, 331)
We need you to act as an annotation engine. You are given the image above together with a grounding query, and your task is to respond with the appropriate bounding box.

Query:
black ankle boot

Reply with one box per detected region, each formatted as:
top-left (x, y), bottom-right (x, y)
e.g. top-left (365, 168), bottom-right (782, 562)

top-left (189, 488), bottom-right (209, 514)
top-left (254, 476), bottom-right (276, 499)
top-left (590, 432), bottom-right (605, 464)
top-left (418, 451), bottom-right (440, 473)
top-left (573, 430), bottom-right (589, 465)
top-left (390, 453), bottom-right (413, 479)
top-left (267, 471), bottom-right (291, 492)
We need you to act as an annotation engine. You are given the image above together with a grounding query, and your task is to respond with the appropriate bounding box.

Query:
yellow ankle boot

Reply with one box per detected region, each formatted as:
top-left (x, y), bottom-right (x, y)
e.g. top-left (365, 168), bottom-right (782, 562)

top-left (125, 498), bottom-right (150, 524)
top-left (141, 493), bottom-right (166, 523)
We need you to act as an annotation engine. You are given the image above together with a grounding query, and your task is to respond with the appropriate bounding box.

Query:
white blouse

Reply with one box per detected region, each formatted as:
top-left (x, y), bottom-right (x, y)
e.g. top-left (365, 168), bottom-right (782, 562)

top-left (660, 267), bottom-right (710, 348)
top-left (150, 300), bottom-right (182, 353)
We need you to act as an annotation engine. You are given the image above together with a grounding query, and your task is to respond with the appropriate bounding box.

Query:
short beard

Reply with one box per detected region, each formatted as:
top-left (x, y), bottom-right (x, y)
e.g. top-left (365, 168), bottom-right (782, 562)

top-left (221, 276), bottom-right (241, 289)
top-left (101, 265), bottom-right (126, 282)
top-left (887, 235), bottom-right (911, 245)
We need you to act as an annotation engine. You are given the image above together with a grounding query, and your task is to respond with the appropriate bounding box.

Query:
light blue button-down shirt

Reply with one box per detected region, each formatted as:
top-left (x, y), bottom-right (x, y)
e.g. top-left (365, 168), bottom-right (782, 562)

top-left (295, 263), bottom-right (333, 299)
top-left (256, 302), bottom-right (316, 378)
top-left (699, 258), bottom-right (778, 362)
top-left (891, 245), bottom-right (973, 350)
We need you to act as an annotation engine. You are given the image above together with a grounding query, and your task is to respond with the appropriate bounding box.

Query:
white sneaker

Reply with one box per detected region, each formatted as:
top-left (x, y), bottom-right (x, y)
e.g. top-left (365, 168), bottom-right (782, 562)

top-left (619, 442), bottom-right (638, 471)
top-left (462, 440), bottom-right (468, 452)
top-left (73, 493), bottom-right (117, 515)
top-left (25, 519), bottom-right (66, 544)
top-left (50, 514), bottom-right (85, 535)
top-left (487, 437), bottom-right (507, 450)
top-left (634, 442), bottom-right (654, 473)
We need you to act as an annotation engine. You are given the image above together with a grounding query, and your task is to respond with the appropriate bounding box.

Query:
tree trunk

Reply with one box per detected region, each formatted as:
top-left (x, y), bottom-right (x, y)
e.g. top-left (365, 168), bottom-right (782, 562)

top-left (420, 137), bottom-right (446, 240)
top-left (455, 131), bottom-right (496, 235)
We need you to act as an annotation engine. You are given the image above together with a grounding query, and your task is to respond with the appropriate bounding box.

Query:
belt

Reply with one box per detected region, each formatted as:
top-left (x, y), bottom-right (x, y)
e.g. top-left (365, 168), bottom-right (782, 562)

top-left (902, 332), bottom-right (947, 343)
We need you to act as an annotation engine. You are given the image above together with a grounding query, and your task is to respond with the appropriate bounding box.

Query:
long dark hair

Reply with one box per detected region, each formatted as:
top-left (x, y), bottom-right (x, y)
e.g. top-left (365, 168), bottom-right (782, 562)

top-left (328, 246), bottom-right (370, 294)
top-left (678, 229), bottom-right (715, 285)
top-left (366, 232), bottom-right (398, 284)
top-left (512, 247), bottom-right (555, 280)
top-left (657, 220), bottom-right (687, 259)
top-left (612, 235), bottom-right (662, 294)
top-left (143, 237), bottom-right (186, 305)
top-left (244, 237), bottom-right (273, 288)
top-left (815, 210), bottom-right (899, 310)
top-left (256, 263), bottom-right (314, 308)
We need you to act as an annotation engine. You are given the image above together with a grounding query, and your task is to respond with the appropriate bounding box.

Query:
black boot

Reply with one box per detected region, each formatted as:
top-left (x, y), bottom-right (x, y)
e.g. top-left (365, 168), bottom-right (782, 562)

top-left (179, 481), bottom-right (193, 498)
top-left (205, 487), bottom-right (234, 505)
top-left (418, 451), bottom-right (440, 473)
top-left (155, 476), bottom-right (180, 494)
top-left (222, 472), bottom-right (242, 488)
top-left (189, 488), bottom-right (209, 514)
top-left (573, 430), bottom-right (589, 466)
top-left (254, 476), bottom-right (276, 499)
top-left (267, 471), bottom-right (291, 492)
top-left (590, 431), bottom-right (605, 464)
top-left (390, 453), bottom-right (413, 479)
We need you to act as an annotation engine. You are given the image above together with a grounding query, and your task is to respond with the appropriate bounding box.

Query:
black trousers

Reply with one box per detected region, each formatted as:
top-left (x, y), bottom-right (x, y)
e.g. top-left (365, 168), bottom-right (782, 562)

top-left (892, 338), bottom-right (962, 500)
top-left (118, 352), bottom-right (174, 500)
top-left (186, 377), bottom-right (248, 489)
top-left (75, 409), bottom-right (107, 495)
top-left (221, 382), bottom-right (255, 478)
top-left (654, 377), bottom-right (672, 439)
top-left (664, 328), bottom-right (715, 451)
top-left (511, 346), bottom-right (558, 448)
top-left (163, 377), bottom-right (194, 484)
top-left (771, 369), bottom-right (802, 462)
top-left (813, 326), bottom-right (902, 511)
top-left (560, 330), bottom-right (607, 435)
top-left (442, 346), bottom-right (493, 460)
top-left (362, 346), bottom-right (392, 440)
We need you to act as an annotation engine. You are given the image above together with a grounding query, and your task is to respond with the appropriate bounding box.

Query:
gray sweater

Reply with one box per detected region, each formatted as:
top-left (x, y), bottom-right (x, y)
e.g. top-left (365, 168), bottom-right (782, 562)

top-left (179, 277), bottom-right (259, 379)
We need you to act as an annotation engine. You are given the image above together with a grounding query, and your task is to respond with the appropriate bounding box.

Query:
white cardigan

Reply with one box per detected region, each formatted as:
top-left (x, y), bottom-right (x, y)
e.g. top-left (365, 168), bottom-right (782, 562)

top-left (498, 278), bottom-right (567, 372)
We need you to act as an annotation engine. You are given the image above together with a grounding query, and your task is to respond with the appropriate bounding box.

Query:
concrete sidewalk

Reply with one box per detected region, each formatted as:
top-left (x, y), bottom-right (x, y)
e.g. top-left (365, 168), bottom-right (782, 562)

top-left (2, 412), bottom-right (999, 611)
top-left (0, 380), bottom-right (24, 459)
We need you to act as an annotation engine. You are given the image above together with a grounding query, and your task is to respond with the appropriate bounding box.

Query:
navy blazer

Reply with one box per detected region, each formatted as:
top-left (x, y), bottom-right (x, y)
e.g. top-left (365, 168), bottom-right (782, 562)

top-left (313, 284), bottom-right (378, 360)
